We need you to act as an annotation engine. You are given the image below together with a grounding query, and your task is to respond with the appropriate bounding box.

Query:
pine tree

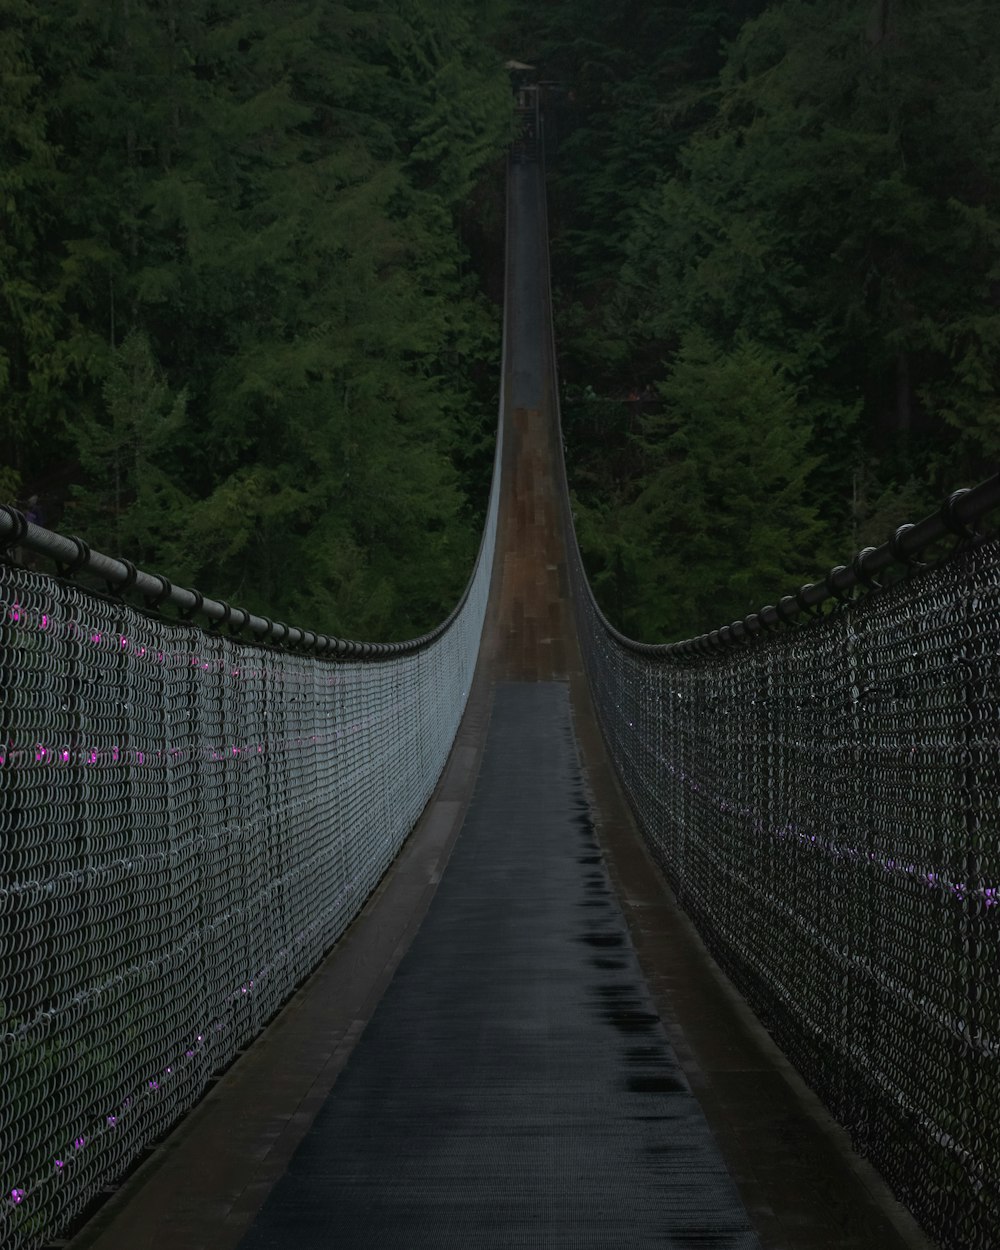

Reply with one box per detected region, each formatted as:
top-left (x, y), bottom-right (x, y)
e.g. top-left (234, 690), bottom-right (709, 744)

top-left (3, 0), bottom-right (511, 640)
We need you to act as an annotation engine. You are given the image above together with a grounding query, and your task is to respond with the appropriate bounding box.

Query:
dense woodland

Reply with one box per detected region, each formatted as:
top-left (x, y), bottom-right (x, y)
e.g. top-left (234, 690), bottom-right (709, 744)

top-left (1, 0), bottom-right (510, 639)
top-left (4, 1), bottom-right (1000, 642)
top-left (512, 0), bottom-right (1000, 639)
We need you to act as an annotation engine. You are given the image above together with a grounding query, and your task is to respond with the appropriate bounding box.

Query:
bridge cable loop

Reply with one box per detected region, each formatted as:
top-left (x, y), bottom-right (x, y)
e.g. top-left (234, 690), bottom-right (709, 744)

top-left (107, 558), bottom-right (139, 598)
top-left (825, 564), bottom-right (858, 606)
top-left (178, 588), bottom-right (205, 622)
top-left (740, 613), bottom-right (767, 639)
top-left (228, 606), bottom-right (251, 636)
top-left (940, 487), bottom-right (981, 553)
top-left (143, 573), bottom-right (173, 610)
top-left (890, 523), bottom-right (927, 575)
top-left (56, 536), bottom-right (91, 579)
top-left (794, 585), bottom-right (822, 621)
top-left (774, 595), bottom-right (801, 626)
top-left (850, 546), bottom-right (882, 592)
top-left (208, 600), bottom-right (233, 632)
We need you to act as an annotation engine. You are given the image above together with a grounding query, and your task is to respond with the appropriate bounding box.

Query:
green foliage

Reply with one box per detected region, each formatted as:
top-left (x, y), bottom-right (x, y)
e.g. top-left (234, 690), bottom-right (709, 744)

top-left (502, 0), bottom-right (765, 306)
top-left (0, 465), bottom-right (21, 503)
top-left (577, 335), bottom-right (829, 640)
top-left (519, 0), bottom-right (1000, 641)
top-left (0, 1), bottom-right (98, 479)
top-left (66, 328), bottom-right (189, 560)
top-left (2, 0), bottom-right (511, 639)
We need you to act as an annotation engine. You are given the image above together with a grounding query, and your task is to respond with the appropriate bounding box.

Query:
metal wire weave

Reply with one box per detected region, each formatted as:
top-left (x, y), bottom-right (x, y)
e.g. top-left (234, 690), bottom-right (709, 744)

top-left (0, 427), bottom-right (500, 1249)
top-left (571, 535), bottom-right (999, 1250)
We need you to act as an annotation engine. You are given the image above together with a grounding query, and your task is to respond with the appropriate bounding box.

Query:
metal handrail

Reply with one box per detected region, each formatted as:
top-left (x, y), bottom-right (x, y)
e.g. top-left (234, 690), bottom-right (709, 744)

top-left (573, 476), bottom-right (1000, 659)
top-left (0, 281), bottom-right (508, 659)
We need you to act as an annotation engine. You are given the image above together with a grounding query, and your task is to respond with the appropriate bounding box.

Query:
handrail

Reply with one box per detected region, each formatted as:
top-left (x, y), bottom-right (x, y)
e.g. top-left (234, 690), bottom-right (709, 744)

top-left (0, 324), bottom-right (506, 659)
top-left (574, 475), bottom-right (1000, 659)
top-left (0, 152), bottom-right (513, 1250)
top-left (11, 470), bottom-right (995, 665)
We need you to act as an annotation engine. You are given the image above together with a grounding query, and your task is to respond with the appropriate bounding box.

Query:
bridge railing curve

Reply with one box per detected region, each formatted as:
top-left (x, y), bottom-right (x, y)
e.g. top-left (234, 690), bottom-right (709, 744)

top-left (534, 102), bottom-right (1000, 1250)
top-left (565, 528), bottom-right (999, 1250)
top-left (0, 181), bottom-right (512, 1250)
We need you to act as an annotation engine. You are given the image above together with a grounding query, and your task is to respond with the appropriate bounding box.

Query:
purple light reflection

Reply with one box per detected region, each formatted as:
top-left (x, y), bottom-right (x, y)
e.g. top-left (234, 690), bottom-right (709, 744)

top-left (661, 754), bottom-right (1000, 910)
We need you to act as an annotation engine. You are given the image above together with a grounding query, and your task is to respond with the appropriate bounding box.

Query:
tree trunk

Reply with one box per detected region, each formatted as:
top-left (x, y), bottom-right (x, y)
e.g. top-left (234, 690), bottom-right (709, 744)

top-left (866, 0), bottom-right (894, 46)
top-left (895, 349), bottom-right (912, 434)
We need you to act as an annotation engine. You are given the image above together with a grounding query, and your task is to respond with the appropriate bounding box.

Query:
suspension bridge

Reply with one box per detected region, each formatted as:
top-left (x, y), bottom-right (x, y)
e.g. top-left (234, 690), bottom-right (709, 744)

top-left (2, 100), bottom-right (997, 1250)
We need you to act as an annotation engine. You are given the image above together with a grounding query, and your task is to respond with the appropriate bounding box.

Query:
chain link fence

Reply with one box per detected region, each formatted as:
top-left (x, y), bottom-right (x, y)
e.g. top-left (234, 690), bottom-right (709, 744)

top-left (530, 96), bottom-right (998, 1242)
top-left (0, 146), bottom-right (521, 1250)
top-left (0, 421), bottom-right (501, 1250)
top-left (569, 531), bottom-right (1000, 1250)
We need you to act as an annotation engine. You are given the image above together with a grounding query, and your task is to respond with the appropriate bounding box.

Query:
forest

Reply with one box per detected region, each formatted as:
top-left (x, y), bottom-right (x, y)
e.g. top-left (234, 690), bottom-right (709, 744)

top-left (4, 1), bottom-right (1000, 643)
top-left (1, 0), bottom-right (511, 640)
top-left (514, 0), bottom-right (1000, 639)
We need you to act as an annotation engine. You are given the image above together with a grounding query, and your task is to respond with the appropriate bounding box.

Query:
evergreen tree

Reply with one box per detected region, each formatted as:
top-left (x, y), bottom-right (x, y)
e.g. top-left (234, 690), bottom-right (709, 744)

top-left (618, 0), bottom-right (1000, 496)
top-left (0, 0), bottom-right (98, 496)
top-left (539, 0), bottom-right (1000, 638)
top-left (66, 328), bottom-right (189, 559)
top-left (577, 334), bottom-right (828, 641)
top-left (1, 0), bottom-right (511, 640)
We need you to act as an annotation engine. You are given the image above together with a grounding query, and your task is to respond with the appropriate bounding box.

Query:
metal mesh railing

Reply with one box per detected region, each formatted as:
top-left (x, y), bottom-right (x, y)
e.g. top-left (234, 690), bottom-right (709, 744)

top-left (0, 187), bottom-right (509, 1248)
top-left (567, 525), bottom-right (1000, 1249)
top-left (0, 134), bottom-right (523, 1249)
top-left (0, 423), bottom-right (503, 1242)
top-left (530, 97), bottom-right (998, 1244)
top-left (0, 457), bottom-right (499, 1246)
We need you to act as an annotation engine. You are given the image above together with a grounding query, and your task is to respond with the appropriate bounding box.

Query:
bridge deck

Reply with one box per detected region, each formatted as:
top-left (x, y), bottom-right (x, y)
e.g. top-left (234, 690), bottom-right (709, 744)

top-left (237, 682), bottom-right (756, 1249)
top-left (65, 161), bottom-right (928, 1250)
